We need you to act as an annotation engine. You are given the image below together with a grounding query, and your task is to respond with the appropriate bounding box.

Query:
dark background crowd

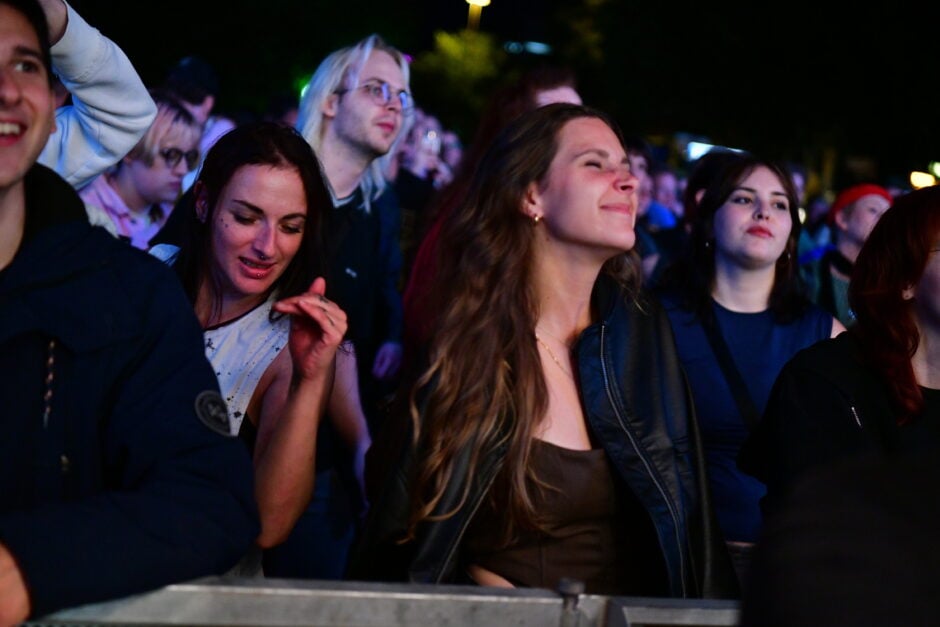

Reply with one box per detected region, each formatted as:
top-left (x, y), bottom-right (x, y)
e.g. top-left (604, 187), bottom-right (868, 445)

top-left (3, 0), bottom-right (940, 624)
top-left (66, 0), bottom-right (940, 187)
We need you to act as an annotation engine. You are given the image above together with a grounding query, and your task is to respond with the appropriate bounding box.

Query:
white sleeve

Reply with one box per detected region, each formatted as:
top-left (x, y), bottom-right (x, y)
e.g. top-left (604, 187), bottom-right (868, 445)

top-left (37, 2), bottom-right (157, 190)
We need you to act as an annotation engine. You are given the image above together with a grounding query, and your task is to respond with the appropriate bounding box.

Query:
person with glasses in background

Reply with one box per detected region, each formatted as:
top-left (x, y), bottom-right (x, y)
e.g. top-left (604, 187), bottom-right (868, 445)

top-left (80, 89), bottom-right (201, 249)
top-left (263, 33), bottom-right (412, 580)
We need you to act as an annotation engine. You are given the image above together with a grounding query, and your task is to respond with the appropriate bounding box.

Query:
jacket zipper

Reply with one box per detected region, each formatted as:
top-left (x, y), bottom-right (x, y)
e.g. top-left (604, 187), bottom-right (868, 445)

top-left (850, 406), bottom-right (862, 428)
top-left (436, 463), bottom-right (500, 583)
top-left (599, 324), bottom-right (688, 596)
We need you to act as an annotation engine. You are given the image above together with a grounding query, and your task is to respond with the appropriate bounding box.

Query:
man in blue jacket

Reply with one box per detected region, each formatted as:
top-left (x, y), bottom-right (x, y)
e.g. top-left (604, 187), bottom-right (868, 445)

top-left (0, 1), bottom-right (259, 623)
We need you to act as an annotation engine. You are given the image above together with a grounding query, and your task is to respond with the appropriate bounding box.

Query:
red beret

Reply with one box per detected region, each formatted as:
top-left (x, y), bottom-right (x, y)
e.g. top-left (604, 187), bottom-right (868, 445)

top-left (828, 183), bottom-right (893, 225)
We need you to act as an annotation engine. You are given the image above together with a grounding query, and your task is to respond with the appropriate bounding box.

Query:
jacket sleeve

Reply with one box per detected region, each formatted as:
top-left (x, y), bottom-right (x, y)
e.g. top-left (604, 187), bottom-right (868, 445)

top-left (37, 2), bottom-right (157, 190)
top-left (0, 258), bottom-right (259, 618)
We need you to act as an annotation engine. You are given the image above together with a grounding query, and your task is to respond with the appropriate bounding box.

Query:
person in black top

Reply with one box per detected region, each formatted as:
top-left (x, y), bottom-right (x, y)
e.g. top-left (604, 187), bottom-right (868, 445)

top-left (741, 185), bottom-right (940, 520)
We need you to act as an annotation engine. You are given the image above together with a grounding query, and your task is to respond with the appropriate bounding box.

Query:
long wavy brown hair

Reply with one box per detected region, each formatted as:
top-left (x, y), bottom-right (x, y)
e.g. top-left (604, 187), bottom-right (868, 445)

top-left (404, 103), bottom-right (641, 541)
top-left (850, 184), bottom-right (940, 421)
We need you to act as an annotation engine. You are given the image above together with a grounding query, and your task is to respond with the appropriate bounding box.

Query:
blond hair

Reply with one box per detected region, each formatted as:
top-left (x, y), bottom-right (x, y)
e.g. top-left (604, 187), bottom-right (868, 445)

top-left (295, 34), bottom-right (411, 210)
top-left (126, 90), bottom-right (202, 167)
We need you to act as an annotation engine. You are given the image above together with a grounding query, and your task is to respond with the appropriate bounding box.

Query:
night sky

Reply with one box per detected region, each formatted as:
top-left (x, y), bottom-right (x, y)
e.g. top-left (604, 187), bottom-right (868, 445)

top-left (67, 0), bottom-right (939, 189)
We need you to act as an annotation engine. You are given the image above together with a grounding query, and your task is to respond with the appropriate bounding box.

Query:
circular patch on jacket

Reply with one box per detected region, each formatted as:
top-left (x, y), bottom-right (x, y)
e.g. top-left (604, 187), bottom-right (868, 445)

top-left (195, 390), bottom-right (233, 437)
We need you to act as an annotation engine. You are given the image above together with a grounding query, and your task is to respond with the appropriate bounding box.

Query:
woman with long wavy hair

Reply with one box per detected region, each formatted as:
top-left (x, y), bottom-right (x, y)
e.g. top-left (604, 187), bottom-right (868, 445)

top-left (349, 103), bottom-right (737, 599)
top-left (741, 184), bottom-right (940, 518)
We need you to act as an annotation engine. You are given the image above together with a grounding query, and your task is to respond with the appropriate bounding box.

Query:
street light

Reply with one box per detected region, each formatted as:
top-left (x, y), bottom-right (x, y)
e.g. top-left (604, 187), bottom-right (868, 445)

top-left (466, 0), bottom-right (491, 31)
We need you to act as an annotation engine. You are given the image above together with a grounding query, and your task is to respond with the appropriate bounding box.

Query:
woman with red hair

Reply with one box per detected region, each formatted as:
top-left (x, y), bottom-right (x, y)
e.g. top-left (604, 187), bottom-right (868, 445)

top-left (741, 185), bottom-right (940, 518)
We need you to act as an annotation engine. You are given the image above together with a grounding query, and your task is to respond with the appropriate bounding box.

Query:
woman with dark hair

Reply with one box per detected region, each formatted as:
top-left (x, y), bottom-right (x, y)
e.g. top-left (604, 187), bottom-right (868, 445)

top-left (350, 104), bottom-right (737, 598)
top-left (741, 185), bottom-right (940, 519)
top-left (654, 153), bottom-right (844, 583)
top-left (151, 121), bottom-right (348, 551)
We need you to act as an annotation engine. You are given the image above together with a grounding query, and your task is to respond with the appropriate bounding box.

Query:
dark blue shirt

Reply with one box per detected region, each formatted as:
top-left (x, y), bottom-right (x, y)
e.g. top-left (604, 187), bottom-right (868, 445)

top-left (662, 297), bottom-right (832, 542)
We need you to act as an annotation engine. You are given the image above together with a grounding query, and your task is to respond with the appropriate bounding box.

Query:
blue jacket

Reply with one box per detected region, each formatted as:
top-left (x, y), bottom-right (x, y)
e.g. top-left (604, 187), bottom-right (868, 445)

top-left (0, 166), bottom-right (259, 617)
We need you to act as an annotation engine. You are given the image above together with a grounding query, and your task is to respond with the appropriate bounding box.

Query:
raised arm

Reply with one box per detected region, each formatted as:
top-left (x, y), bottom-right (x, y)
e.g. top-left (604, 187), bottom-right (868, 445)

top-left (252, 279), bottom-right (348, 547)
top-left (37, 1), bottom-right (158, 189)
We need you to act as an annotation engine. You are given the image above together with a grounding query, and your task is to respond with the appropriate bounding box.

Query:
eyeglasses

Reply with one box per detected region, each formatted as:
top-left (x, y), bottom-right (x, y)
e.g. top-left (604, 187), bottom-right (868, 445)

top-left (159, 147), bottom-right (200, 171)
top-left (336, 80), bottom-right (414, 113)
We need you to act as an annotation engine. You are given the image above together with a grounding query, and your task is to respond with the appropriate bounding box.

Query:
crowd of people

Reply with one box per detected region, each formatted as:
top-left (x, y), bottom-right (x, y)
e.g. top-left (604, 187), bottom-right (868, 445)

top-left (2, 0), bottom-right (938, 624)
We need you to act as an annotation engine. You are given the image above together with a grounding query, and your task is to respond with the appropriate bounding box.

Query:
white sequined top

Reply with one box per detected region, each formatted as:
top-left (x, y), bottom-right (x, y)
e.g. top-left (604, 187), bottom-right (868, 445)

top-left (203, 295), bottom-right (289, 435)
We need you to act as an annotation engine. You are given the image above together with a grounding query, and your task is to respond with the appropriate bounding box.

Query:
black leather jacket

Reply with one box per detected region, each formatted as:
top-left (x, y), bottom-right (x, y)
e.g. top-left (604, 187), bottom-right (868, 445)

top-left (349, 276), bottom-right (737, 599)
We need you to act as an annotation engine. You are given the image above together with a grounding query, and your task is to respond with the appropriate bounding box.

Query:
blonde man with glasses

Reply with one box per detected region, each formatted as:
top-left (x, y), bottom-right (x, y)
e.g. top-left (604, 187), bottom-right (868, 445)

top-left (265, 34), bottom-right (412, 580)
top-left (80, 90), bottom-right (201, 250)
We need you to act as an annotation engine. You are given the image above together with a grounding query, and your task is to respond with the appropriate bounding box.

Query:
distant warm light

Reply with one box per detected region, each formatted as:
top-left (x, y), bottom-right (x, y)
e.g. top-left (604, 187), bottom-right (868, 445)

top-left (466, 0), bottom-right (490, 29)
top-left (909, 171), bottom-right (936, 189)
top-left (798, 207), bottom-right (808, 224)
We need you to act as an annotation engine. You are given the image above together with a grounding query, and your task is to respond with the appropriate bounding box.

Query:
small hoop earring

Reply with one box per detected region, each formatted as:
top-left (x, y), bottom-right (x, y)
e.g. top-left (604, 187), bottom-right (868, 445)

top-left (533, 215), bottom-right (542, 225)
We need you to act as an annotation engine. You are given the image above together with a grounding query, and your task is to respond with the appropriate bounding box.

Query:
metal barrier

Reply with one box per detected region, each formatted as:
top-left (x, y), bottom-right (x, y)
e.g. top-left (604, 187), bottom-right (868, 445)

top-left (30, 577), bottom-right (741, 626)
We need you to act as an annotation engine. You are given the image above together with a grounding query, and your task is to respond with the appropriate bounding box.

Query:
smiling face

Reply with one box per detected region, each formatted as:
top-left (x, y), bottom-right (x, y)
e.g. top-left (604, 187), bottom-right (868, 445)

top-left (712, 165), bottom-right (793, 271)
top-left (527, 116), bottom-right (638, 262)
top-left (324, 50), bottom-right (408, 159)
top-left (0, 4), bottom-right (55, 194)
top-left (203, 164), bottom-right (307, 316)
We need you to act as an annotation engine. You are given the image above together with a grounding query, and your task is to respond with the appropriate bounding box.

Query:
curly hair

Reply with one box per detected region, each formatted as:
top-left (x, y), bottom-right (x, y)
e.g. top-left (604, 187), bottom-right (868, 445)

top-left (850, 185), bottom-right (940, 421)
top-left (404, 103), bottom-right (641, 542)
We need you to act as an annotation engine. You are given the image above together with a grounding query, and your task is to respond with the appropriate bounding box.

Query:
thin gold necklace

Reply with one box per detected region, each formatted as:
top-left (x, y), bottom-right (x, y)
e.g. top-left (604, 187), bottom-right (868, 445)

top-left (535, 332), bottom-right (573, 378)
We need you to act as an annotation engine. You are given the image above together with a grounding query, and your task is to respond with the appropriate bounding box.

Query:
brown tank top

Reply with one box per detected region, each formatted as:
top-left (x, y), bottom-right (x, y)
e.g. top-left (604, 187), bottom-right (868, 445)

top-left (463, 438), bottom-right (667, 596)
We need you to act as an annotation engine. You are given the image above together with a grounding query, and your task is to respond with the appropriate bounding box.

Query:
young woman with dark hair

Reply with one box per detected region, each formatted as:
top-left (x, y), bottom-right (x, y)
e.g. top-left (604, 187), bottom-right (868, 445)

top-left (654, 153), bottom-right (844, 584)
top-left (151, 121), bottom-right (349, 552)
top-left (741, 184), bottom-right (940, 518)
top-left (350, 103), bottom-right (737, 599)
